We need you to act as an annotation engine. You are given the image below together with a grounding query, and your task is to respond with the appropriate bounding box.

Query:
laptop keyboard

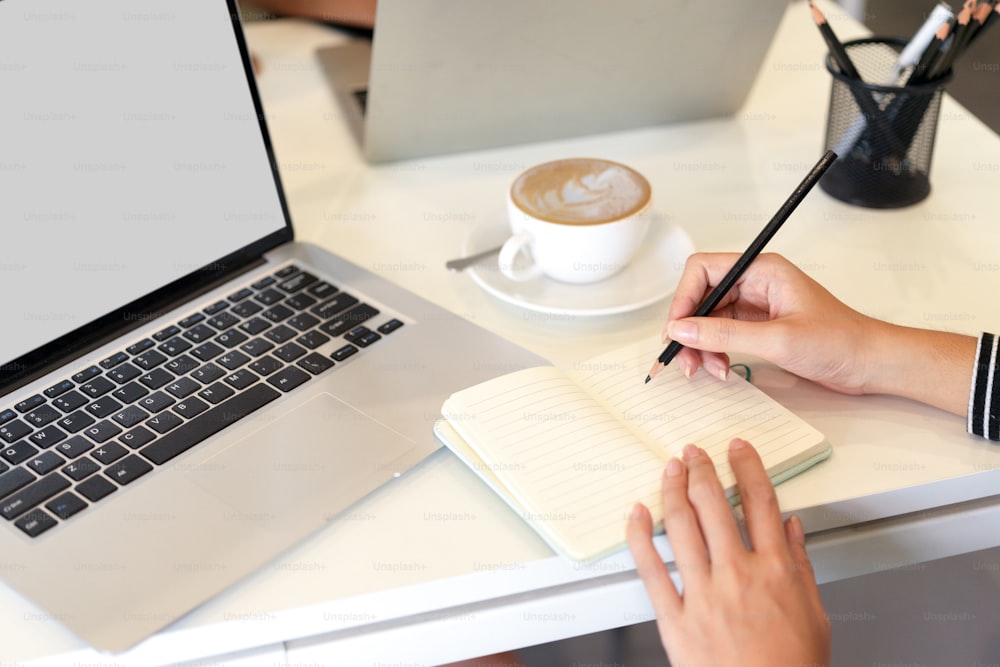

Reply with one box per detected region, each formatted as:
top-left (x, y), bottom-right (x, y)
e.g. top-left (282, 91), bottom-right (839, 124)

top-left (0, 264), bottom-right (404, 539)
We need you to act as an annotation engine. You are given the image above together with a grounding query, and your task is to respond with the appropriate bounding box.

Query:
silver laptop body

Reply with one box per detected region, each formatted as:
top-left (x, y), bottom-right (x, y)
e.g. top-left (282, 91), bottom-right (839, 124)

top-left (0, 0), bottom-right (542, 653)
top-left (318, 0), bottom-right (790, 162)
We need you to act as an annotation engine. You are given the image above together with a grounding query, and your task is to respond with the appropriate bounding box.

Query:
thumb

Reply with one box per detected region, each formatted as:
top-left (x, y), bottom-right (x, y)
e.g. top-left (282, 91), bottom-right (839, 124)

top-left (785, 515), bottom-right (826, 620)
top-left (666, 316), bottom-right (783, 359)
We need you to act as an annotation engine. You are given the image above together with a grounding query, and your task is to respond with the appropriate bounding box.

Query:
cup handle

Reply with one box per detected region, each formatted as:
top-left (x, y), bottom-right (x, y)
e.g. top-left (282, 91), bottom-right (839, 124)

top-left (498, 231), bottom-right (544, 282)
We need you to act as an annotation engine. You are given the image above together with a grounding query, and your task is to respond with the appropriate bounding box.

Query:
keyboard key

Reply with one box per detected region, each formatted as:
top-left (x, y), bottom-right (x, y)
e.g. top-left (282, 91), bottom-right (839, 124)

top-left (0, 410), bottom-right (16, 428)
top-left (0, 467), bottom-right (35, 500)
top-left (173, 397), bottom-right (209, 420)
top-left (53, 390), bottom-right (88, 413)
top-left (254, 288), bottom-right (284, 305)
top-left (112, 405), bottom-right (150, 428)
top-left (112, 381), bottom-right (149, 404)
top-left (2, 440), bottom-right (38, 465)
top-left (297, 330), bottom-right (330, 350)
top-left (158, 336), bottom-right (192, 357)
top-left (224, 369), bottom-right (259, 390)
top-left (43, 380), bottom-right (74, 399)
top-left (318, 303), bottom-right (379, 337)
top-left (57, 410), bottom-right (96, 434)
top-left (107, 362), bottom-right (141, 384)
top-left (178, 313), bottom-right (206, 328)
top-left (90, 442), bottom-right (128, 465)
top-left (99, 351), bottom-right (130, 369)
top-left (184, 323), bottom-right (217, 344)
top-left (72, 365), bottom-right (103, 383)
top-left (139, 368), bottom-right (174, 390)
top-left (119, 426), bottom-right (155, 450)
top-left (230, 300), bottom-right (263, 318)
top-left (140, 384), bottom-right (280, 466)
top-left (285, 293), bottom-right (317, 310)
top-left (80, 376), bottom-right (115, 398)
top-left (125, 339), bottom-right (154, 355)
top-left (46, 492), bottom-right (87, 520)
top-left (377, 319), bottom-right (404, 335)
top-left (165, 377), bottom-right (200, 399)
top-left (14, 509), bottom-right (57, 538)
top-left (0, 419), bottom-right (31, 444)
top-left (267, 366), bottom-right (310, 392)
top-left (215, 329), bottom-right (248, 349)
top-left (86, 397), bottom-right (123, 419)
top-left (274, 265), bottom-right (299, 279)
top-left (105, 455), bottom-right (153, 486)
top-left (288, 313), bottom-right (320, 331)
top-left (203, 300), bottom-right (229, 315)
top-left (165, 355), bottom-right (200, 375)
top-left (216, 351), bottom-right (250, 371)
top-left (239, 317), bottom-right (271, 335)
top-left (152, 324), bottom-right (182, 342)
top-left (249, 356), bottom-right (283, 377)
top-left (252, 276), bottom-right (276, 290)
top-left (61, 459), bottom-right (100, 482)
top-left (273, 342), bottom-right (306, 362)
top-left (25, 405), bottom-right (61, 428)
top-left (81, 420), bottom-right (122, 444)
top-left (264, 324), bottom-right (296, 344)
top-left (0, 472), bottom-right (70, 519)
top-left (76, 475), bottom-right (117, 502)
top-left (25, 451), bottom-right (65, 476)
top-left (191, 363), bottom-right (225, 384)
top-left (298, 353), bottom-right (335, 375)
top-left (137, 391), bottom-right (175, 414)
top-left (311, 293), bottom-right (359, 320)
top-left (133, 349), bottom-right (168, 371)
top-left (198, 382), bottom-right (234, 405)
top-left (15, 394), bottom-right (45, 413)
top-left (239, 338), bottom-right (274, 357)
top-left (277, 271), bottom-right (318, 293)
top-left (345, 326), bottom-right (382, 348)
top-left (331, 344), bottom-right (359, 362)
top-left (56, 436), bottom-right (94, 459)
top-left (207, 312), bottom-right (240, 330)
top-left (29, 425), bottom-right (67, 449)
top-left (228, 287), bottom-right (254, 302)
top-left (146, 411), bottom-right (182, 435)
top-left (191, 340), bottom-right (225, 361)
top-left (307, 281), bottom-right (338, 299)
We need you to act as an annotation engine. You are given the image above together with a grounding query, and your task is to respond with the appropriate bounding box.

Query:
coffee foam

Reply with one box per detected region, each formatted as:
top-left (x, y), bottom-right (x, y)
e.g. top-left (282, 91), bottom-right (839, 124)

top-left (511, 159), bottom-right (650, 225)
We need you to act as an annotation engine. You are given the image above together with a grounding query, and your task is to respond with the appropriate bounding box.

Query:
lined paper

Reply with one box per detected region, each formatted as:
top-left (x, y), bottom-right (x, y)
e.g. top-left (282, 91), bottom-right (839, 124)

top-left (440, 338), bottom-right (827, 560)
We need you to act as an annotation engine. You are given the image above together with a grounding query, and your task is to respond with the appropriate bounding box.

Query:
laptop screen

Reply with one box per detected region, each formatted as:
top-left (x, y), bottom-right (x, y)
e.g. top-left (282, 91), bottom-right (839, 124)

top-left (1, 0), bottom-right (289, 386)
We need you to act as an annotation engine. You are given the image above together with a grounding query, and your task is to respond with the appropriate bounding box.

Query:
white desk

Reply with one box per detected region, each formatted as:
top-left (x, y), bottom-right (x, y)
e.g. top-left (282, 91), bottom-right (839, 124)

top-left (8, 1), bottom-right (1000, 665)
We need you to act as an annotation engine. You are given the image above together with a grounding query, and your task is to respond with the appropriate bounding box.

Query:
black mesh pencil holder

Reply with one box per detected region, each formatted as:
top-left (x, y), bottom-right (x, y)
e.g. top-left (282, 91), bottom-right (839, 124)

top-left (820, 38), bottom-right (951, 209)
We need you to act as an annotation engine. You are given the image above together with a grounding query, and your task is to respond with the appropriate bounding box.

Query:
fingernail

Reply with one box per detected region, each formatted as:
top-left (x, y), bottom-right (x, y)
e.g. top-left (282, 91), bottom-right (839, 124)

top-left (729, 438), bottom-right (749, 451)
top-left (665, 457), bottom-right (684, 477)
top-left (630, 502), bottom-right (647, 520)
top-left (705, 358), bottom-right (729, 382)
top-left (680, 357), bottom-right (693, 379)
top-left (682, 444), bottom-right (700, 460)
top-left (788, 514), bottom-right (806, 545)
top-left (667, 320), bottom-right (697, 344)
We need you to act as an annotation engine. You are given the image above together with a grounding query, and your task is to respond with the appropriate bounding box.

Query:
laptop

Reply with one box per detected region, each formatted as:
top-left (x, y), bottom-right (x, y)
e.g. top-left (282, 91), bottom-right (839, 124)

top-left (0, 0), bottom-right (543, 654)
top-left (318, 0), bottom-right (790, 163)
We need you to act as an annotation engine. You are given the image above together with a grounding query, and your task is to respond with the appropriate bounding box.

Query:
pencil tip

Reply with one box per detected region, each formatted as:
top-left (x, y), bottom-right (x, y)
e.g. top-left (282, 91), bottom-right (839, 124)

top-left (646, 361), bottom-right (663, 384)
top-left (644, 375), bottom-right (651, 384)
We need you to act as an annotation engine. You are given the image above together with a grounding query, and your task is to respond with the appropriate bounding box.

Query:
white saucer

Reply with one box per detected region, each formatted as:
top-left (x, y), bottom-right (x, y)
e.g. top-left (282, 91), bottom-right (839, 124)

top-left (463, 212), bottom-right (695, 316)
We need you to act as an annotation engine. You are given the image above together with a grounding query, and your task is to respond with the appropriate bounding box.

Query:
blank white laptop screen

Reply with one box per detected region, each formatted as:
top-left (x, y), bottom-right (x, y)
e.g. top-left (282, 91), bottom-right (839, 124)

top-left (1, 0), bottom-right (286, 367)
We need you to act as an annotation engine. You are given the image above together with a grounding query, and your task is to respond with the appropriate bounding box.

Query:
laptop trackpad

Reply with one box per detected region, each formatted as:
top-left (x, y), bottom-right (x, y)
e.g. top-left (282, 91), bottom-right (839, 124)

top-left (185, 392), bottom-right (415, 530)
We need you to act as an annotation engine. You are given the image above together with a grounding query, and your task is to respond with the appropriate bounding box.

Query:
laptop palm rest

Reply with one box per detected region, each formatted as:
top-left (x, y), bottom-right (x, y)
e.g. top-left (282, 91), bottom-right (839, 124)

top-left (185, 392), bottom-right (414, 530)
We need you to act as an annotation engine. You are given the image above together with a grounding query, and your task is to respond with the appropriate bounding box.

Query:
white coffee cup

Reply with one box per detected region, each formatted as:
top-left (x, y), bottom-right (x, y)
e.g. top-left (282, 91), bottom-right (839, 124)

top-left (499, 157), bottom-right (652, 284)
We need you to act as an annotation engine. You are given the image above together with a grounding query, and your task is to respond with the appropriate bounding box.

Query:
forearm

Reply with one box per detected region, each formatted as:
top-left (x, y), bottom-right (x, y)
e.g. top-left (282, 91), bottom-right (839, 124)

top-left (863, 323), bottom-right (977, 417)
top-left (246, 0), bottom-right (376, 28)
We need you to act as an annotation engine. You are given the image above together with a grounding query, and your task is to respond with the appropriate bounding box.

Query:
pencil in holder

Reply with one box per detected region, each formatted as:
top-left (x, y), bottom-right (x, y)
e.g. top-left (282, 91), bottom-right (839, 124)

top-left (819, 38), bottom-right (950, 209)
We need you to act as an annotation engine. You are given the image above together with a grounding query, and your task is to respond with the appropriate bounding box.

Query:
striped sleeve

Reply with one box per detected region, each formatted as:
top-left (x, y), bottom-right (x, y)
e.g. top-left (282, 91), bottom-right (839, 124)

top-left (968, 332), bottom-right (1000, 441)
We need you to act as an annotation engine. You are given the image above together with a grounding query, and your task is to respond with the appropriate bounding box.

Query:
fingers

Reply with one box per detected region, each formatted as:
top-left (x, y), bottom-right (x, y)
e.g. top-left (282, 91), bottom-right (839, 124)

top-left (785, 514), bottom-right (827, 620)
top-left (626, 502), bottom-right (681, 620)
top-left (728, 439), bottom-right (788, 556)
top-left (658, 456), bottom-right (712, 589)
top-left (680, 445), bottom-right (745, 561)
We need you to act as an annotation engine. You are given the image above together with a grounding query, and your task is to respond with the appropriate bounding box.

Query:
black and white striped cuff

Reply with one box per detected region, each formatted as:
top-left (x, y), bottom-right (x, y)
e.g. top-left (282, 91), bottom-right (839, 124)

top-left (969, 332), bottom-right (1000, 441)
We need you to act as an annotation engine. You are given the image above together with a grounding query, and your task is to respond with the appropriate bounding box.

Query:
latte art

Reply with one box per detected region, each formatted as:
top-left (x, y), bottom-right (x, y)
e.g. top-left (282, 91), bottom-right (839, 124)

top-left (510, 158), bottom-right (651, 225)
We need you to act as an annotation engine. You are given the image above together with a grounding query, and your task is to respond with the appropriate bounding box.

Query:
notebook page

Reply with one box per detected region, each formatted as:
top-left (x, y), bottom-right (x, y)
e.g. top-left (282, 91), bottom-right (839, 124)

top-left (441, 366), bottom-right (665, 560)
top-left (567, 338), bottom-right (827, 494)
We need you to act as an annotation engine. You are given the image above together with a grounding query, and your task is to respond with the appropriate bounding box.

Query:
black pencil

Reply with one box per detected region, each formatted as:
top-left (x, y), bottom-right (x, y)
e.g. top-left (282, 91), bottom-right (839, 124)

top-left (809, 1), bottom-right (861, 79)
top-left (644, 150), bottom-right (838, 384)
top-left (907, 19), bottom-right (953, 84)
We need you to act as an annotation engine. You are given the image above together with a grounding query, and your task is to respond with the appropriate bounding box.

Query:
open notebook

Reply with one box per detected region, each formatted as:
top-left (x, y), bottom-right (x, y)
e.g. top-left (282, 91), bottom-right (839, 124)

top-left (436, 338), bottom-right (831, 561)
